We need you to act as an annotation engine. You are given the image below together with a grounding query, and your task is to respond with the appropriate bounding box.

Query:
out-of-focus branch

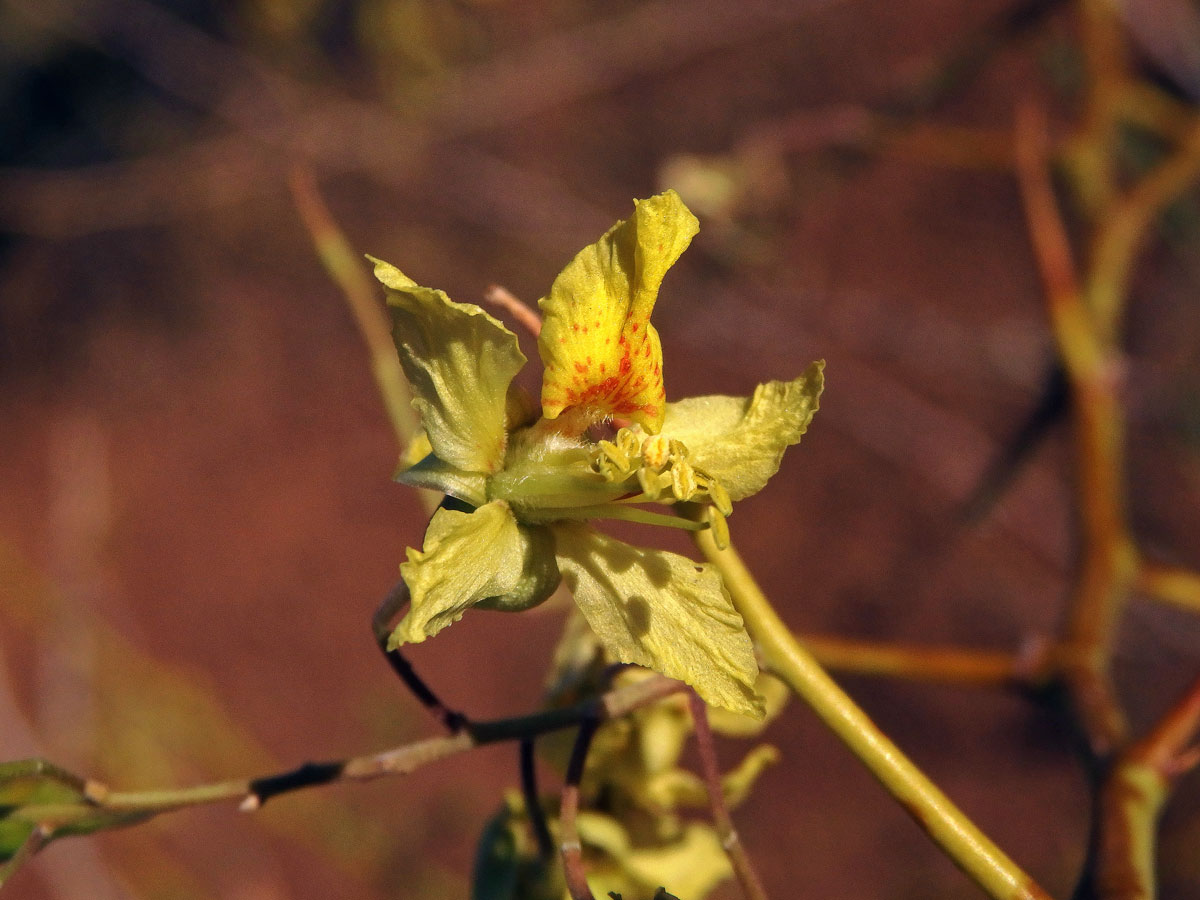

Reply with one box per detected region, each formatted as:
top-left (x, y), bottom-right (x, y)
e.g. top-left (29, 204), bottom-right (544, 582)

top-left (799, 633), bottom-right (1055, 688)
top-left (482, 285), bottom-right (542, 338)
top-left (0, 0), bottom-right (836, 242)
top-left (1136, 563), bottom-right (1200, 614)
top-left (1086, 118), bottom-right (1200, 345)
top-left (560, 719), bottom-right (600, 900)
top-left (1088, 674), bottom-right (1200, 899)
top-left (1014, 102), bottom-right (1134, 755)
top-left (288, 166), bottom-right (420, 453)
top-left (688, 691), bottom-right (769, 900)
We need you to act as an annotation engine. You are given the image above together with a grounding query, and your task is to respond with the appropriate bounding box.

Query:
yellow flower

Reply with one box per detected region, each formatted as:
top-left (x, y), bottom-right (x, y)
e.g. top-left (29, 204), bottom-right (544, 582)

top-left (373, 191), bottom-right (824, 717)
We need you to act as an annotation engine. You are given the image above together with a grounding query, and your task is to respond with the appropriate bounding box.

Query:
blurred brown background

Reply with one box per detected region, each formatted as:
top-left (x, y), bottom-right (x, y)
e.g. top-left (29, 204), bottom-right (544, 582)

top-left (2, 0), bottom-right (1200, 897)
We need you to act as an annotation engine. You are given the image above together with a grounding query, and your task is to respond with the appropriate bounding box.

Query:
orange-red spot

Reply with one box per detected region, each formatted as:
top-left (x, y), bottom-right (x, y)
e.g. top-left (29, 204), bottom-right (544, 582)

top-left (600, 362), bottom-right (606, 374)
top-left (572, 324), bottom-right (579, 332)
top-left (574, 361), bottom-right (587, 374)
top-left (630, 322), bottom-right (639, 334)
top-left (559, 337), bottom-right (566, 344)
top-left (642, 345), bottom-right (651, 357)
top-left (619, 354), bottom-right (631, 374)
top-left (618, 335), bottom-right (626, 346)
top-left (594, 320), bottom-right (600, 328)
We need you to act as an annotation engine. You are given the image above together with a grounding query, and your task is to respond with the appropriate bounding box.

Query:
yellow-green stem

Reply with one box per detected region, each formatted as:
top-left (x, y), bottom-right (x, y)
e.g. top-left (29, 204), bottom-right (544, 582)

top-left (694, 530), bottom-right (1053, 900)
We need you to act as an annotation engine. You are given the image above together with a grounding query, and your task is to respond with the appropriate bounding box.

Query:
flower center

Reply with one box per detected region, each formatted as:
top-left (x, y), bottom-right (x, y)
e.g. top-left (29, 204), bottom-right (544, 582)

top-left (486, 426), bottom-right (733, 547)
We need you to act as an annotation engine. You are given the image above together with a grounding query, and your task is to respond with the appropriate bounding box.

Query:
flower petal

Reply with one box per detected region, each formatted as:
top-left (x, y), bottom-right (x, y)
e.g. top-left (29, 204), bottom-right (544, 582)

top-left (393, 501), bottom-right (560, 647)
top-left (537, 191), bottom-right (699, 433)
top-left (374, 258), bottom-right (526, 474)
top-left (652, 361), bottom-right (824, 501)
top-left (552, 523), bottom-right (762, 717)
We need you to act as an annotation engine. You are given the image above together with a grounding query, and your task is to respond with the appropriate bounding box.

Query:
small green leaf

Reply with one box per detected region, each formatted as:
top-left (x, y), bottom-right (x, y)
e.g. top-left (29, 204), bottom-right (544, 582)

top-left (471, 808), bottom-right (521, 900)
top-left (373, 258), bottom-right (527, 474)
top-left (394, 501), bottom-right (560, 646)
top-left (553, 524), bottom-right (762, 717)
top-left (471, 804), bottom-right (562, 900)
top-left (0, 759), bottom-right (149, 868)
top-left (655, 361), bottom-right (824, 501)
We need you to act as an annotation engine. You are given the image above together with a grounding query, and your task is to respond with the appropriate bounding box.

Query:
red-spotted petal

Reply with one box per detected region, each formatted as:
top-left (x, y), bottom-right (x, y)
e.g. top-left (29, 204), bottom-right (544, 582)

top-left (537, 191), bottom-right (698, 433)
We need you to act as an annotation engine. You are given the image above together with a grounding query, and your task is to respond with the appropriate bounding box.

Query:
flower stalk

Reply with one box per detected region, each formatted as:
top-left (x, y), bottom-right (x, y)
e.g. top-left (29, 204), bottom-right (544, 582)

top-left (692, 528), bottom-right (1054, 900)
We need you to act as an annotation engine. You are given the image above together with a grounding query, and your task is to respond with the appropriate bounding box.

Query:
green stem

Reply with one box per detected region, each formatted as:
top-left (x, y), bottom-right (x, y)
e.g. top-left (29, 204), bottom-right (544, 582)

top-left (693, 529), bottom-right (1053, 900)
top-left (531, 504), bottom-right (707, 532)
top-left (97, 779), bottom-right (255, 812)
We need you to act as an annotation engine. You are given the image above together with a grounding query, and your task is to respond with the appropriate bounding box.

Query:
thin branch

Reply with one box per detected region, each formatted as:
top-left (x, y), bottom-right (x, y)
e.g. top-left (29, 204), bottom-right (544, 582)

top-left (1127, 673), bottom-right (1200, 779)
top-left (288, 165), bottom-right (420, 454)
top-left (371, 581), bottom-right (469, 734)
top-left (560, 718), bottom-right (600, 900)
top-left (1086, 117), bottom-right (1200, 345)
top-left (1086, 673), bottom-right (1200, 899)
top-left (483, 285), bottom-right (543, 338)
top-left (1014, 101), bottom-right (1134, 755)
top-left (687, 691), bottom-right (769, 900)
top-left (1136, 562), bottom-right (1200, 614)
top-left (798, 633), bottom-right (1055, 689)
top-left (68, 674), bottom-right (682, 829)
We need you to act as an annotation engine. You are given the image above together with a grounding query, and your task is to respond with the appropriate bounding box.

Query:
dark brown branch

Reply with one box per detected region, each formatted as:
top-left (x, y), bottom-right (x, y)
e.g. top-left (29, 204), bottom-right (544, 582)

top-left (372, 581), bottom-right (469, 734)
top-left (520, 738), bottom-right (555, 860)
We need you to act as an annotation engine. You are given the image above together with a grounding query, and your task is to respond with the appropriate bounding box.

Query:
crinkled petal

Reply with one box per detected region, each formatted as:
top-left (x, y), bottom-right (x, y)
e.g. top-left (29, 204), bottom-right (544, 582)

top-left (654, 361), bottom-right (824, 501)
top-left (393, 501), bottom-right (559, 647)
top-left (537, 191), bottom-right (698, 432)
top-left (374, 258), bottom-right (526, 474)
top-left (552, 523), bottom-right (762, 717)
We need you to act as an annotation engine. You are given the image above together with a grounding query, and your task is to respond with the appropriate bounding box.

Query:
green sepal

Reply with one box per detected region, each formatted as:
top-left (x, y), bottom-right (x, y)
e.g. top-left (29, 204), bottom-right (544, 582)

top-left (395, 452), bottom-right (489, 508)
top-left (373, 257), bottom-right (527, 475)
top-left (653, 360), bottom-right (824, 501)
top-left (393, 501), bottom-right (561, 647)
top-left (552, 524), bottom-right (763, 718)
